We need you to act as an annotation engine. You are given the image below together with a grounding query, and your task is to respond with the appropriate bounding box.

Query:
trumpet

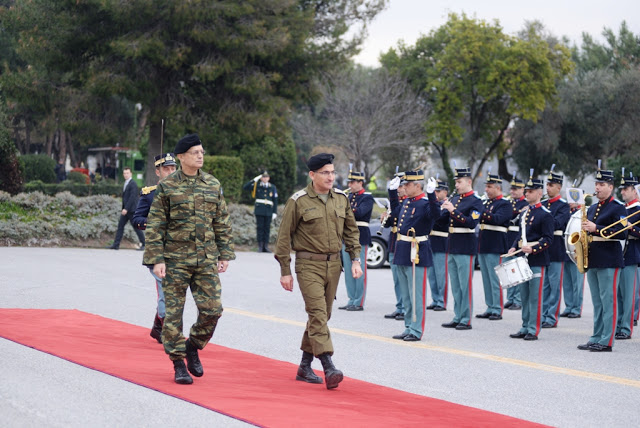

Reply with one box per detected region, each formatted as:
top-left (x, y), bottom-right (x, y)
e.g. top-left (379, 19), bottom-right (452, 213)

top-left (598, 209), bottom-right (640, 239)
top-left (377, 203), bottom-right (392, 236)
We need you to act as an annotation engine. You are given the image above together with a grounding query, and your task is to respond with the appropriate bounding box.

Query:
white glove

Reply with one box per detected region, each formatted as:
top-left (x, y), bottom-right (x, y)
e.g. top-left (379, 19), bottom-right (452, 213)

top-left (388, 176), bottom-right (401, 191)
top-left (272, 213), bottom-right (277, 221)
top-left (253, 174), bottom-right (262, 182)
top-left (426, 177), bottom-right (437, 194)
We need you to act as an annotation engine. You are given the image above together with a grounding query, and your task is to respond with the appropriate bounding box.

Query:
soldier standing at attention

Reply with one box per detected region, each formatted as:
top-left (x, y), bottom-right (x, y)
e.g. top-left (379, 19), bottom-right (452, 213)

top-left (132, 153), bottom-right (177, 344)
top-left (541, 165), bottom-right (570, 329)
top-left (275, 153), bottom-right (362, 390)
top-left (615, 171), bottom-right (639, 340)
top-left (383, 172), bottom-right (407, 320)
top-left (426, 177), bottom-right (450, 311)
top-left (507, 172), bottom-right (553, 341)
top-left (338, 169), bottom-right (374, 311)
top-left (577, 163), bottom-right (627, 352)
top-left (505, 174), bottom-right (527, 310)
top-left (441, 166), bottom-right (484, 330)
top-left (143, 133), bottom-right (235, 384)
top-left (243, 171), bottom-right (278, 252)
top-left (390, 171), bottom-right (439, 342)
top-left (476, 173), bottom-right (512, 321)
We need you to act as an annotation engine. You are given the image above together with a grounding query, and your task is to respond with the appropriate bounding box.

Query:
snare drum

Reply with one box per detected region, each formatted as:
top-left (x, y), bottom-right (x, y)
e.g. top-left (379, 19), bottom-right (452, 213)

top-left (494, 257), bottom-right (533, 289)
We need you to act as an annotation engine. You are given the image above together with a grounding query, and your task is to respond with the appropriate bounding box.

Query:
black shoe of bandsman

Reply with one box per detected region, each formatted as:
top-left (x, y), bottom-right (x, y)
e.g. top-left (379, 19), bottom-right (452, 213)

top-left (504, 302), bottom-right (513, 309)
top-left (567, 313), bottom-right (581, 318)
top-left (577, 342), bottom-right (596, 350)
top-left (173, 360), bottom-right (193, 384)
top-left (426, 304), bottom-right (437, 310)
top-left (392, 332), bottom-right (410, 340)
top-left (508, 304), bottom-right (522, 310)
top-left (346, 305), bottom-right (363, 311)
top-left (295, 351), bottom-right (323, 384)
top-left (455, 324), bottom-right (472, 330)
top-left (589, 343), bottom-right (612, 352)
top-left (475, 312), bottom-right (491, 319)
top-left (559, 312), bottom-right (570, 318)
top-left (395, 313), bottom-right (405, 320)
top-left (442, 321), bottom-right (459, 328)
top-left (338, 304), bottom-right (351, 310)
top-left (403, 334), bottom-right (420, 342)
top-left (185, 339), bottom-right (203, 377)
top-left (524, 334), bottom-right (538, 341)
top-left (384, 310), bottom-right (401, 319)
top-left (433, 306), bottom-right (446, 312)
top-left (615, 332), bottom-right (631, 340)
top-left (510, 331), bottom-right (527, 339)
top-left (541, 322), bottom-right (556, 328)
top-left (489, 314), bottom-right (502, 320)
top-left (318, 353), bottom-right (343, 390)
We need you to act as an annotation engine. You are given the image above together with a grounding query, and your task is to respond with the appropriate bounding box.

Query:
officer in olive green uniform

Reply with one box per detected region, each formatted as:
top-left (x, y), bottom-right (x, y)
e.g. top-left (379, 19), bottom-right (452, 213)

top-left (243, 171), bottom-right (278, 252)
top-left (143, 133), bottom-right (236, 385)
top-left (275, 153), bottom-right (362, 390)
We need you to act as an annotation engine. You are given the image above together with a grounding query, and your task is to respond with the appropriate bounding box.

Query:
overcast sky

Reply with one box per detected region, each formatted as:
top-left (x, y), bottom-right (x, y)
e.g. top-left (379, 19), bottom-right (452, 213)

top-left (353, 0), bottom-right (639, 67)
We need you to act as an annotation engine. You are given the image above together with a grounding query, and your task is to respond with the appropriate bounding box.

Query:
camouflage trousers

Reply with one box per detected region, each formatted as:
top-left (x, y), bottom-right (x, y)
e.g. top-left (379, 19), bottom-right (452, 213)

top-left (162, 260), bottom-right (223, 361)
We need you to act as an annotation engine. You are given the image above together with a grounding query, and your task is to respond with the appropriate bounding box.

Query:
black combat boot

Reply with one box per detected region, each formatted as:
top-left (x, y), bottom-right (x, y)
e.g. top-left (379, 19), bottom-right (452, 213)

top-left (173, 360), bottom-right (193, 384)
top-left (262, 242), bottom-right (271, 253)
top-left (150, 314), bottom-right (163, 344)
top-left (295, 351), bottom-right (323, 384)
top-left (318, 353), bottom-right (343, 390)
top-left (185, 339), bottom-right (204, 377)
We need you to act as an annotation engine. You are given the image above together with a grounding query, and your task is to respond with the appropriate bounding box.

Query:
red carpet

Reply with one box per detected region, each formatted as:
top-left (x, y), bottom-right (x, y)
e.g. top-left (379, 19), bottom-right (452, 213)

top-left (0, 309), bottom-right (547, 427)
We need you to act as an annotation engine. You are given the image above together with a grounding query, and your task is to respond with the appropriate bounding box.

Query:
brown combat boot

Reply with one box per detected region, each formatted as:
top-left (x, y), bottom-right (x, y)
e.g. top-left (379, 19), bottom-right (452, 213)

top-left (318, 353), bottom-right (343, 390)
top-left (295, 351), bottom-right (323, 384)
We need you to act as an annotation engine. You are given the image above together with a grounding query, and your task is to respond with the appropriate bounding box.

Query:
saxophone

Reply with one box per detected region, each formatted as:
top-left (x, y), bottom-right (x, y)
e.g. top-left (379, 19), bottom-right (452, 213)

top-left (568, 197), bottom-right (592, 274)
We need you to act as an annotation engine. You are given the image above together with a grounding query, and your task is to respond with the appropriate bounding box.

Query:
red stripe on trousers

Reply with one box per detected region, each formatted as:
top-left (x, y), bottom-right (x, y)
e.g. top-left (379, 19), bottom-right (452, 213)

top-left (467, 255), bottom-right (474, 326)
top-left (630, 273), bottom-right (636, 335)
top-left (608, 268), bottom-right (619, 347)
top-left (535, 267), bottom-right (545, 336)
top-left (553, 263), bottom-right (565, 326)
top-left (499, 256), bottom-right (504, 315)
top-left (359, 259), bottom-right (367, 307)
top-left (444, 254), bottom-right (449, 308)
top-left (420, 267), bottom-right (427, 338)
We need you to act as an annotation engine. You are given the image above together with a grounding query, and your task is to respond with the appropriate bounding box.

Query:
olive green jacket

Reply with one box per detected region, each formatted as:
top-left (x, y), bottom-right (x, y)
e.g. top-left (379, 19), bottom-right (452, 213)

top-left (143, 169), bottom-right (236, 266)
top-left (275, 182), bottom-right (361, 276)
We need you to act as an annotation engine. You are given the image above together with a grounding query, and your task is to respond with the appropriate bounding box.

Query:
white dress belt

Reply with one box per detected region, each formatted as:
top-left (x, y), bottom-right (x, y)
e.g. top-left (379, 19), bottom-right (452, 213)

top-left (480, 224), bottom-right (507, 233)
top-left (449, 227), bottom-right (475, 234)
top-left (553, 230), bottom-right (563, 236)
top-left (255, 199), bottom-right (273, 206)
top-left (430, 230), bottom-right (449, 238)
top-left (508, 226), bottom-right (520, 232)
top-left (398, 234), bottom-right (429, 242)
top-left (356, 221), bottom-right (369, 227)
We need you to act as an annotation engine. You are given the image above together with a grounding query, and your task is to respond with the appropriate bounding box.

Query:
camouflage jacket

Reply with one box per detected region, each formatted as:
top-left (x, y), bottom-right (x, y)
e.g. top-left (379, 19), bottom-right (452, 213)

top-left (142, 169), bottom-right (236, 266)
top-left (274, 182), bottom-right (361, 276)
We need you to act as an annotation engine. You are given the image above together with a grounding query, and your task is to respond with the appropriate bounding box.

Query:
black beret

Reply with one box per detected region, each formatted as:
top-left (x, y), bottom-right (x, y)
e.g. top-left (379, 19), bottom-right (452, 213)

top-left (174, 133), bottom-right (202, 154)
top-left (307, 153), bottom-right (334, 171)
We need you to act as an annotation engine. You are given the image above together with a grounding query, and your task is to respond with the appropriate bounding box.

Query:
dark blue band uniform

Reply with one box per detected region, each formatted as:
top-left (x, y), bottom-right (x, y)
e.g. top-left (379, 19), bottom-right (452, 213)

top-left (348, 189), bottom-right (374, 246)
top-left (511, 203), bottom-right (554, 267)
top-left (446, 190), bottom-right (485, 255)
top-left (542, 195), bottom-right (571, 262)
top-left (393, 192), bottom-right (439, 267)
top-left (587, 196), bottom-right (628, 268)
top-left (478, 195), bottom-right (512, 254)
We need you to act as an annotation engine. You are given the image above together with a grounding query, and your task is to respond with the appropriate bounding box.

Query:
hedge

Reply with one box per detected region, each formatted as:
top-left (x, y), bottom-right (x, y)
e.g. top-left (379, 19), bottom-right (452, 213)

top-left (24, 180), bottom-right (122, 197)
top-left (202, 155), bottom-right (244, 202)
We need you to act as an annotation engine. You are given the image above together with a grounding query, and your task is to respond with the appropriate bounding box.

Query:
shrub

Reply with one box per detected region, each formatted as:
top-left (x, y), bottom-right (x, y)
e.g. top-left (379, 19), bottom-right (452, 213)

top-left (202, 155), bottom-right (244, 202)
top-left (20, 154), bottom-right (56, 183)
top-left (67, 171), bottom-right (88, 184)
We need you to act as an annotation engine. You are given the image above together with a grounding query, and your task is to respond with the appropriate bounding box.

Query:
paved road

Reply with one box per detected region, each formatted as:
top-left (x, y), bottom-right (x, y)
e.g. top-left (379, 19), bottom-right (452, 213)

top-left (2, 247), bottom-right (639, 427)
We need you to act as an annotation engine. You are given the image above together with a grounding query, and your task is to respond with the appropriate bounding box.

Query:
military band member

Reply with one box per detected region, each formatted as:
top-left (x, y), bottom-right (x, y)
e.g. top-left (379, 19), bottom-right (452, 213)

top-left (561, 201), bottom-right (586, 318)
top-left (243, 171), bottom-right (278, 252)
top-left (426, 178), bottom-right (450, 311)
top-left (541, 166), bottom-right (571, 328)
top-left (507, 173), bottom-right (553, 341)
top-left (275, 153), bottom-right (362, 389)
top-left (505, 175), bottom-right (527, 310)
top-left (391, 171), bottom-right (439, 341)
top-left (339, 170), bottom-right (374, 311)
top-left (143, 133), bottom-right (235, 384)
top-left (577, 164), bottom-right (627, 352)
top-left (615, 171), bottom-right (639, 340)
top-left (441, 166), bottom-right (484, 330)
top-left (132, 152), bottom-right (177, 344)
top-left (383, 172), bottom-right (407, 320)
top-left (476, 173), bottom-right (512, 320)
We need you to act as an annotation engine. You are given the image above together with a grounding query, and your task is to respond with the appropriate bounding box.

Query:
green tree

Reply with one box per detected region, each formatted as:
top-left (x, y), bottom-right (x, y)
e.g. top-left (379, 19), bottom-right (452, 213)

top-left (0, 90), bottom-right (23, 193)
top-left (2, 0), bottom-right (386, 186)
top-left (573, 21), bottom-right (640, 74)
top-left (381, 14), bottom-right (573, 183)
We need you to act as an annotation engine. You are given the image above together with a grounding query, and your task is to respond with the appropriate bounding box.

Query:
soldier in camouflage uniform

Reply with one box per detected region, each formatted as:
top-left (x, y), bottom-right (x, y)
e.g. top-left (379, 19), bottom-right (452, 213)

top-left (275, 153), bottom-right (362, 390)
top-left (143, 133), bottom-right (235, 385)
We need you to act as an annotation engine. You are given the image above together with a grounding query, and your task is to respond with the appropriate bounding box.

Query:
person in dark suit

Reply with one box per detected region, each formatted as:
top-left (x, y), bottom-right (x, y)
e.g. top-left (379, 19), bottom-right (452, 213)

top-left (108, 167), bottom-right (145, 250)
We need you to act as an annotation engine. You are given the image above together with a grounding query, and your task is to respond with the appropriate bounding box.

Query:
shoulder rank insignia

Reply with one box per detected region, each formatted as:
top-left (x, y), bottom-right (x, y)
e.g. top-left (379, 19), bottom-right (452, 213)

top-left (471, 210), bottom-right (480, 220)
top-left (141, 185), bottom-right (157, 195)
top-left (291, 189), bottom-right (308, 201)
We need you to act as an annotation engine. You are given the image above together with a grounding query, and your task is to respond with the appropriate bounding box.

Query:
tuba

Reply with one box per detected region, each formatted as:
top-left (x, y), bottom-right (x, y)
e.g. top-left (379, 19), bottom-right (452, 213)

top-left (568, 196), bottom-right (592, 274)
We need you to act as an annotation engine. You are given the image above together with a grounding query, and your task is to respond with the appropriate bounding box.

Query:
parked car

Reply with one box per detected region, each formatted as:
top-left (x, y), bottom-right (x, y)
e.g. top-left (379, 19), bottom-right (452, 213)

top-left (367, 218), bottom-right (391, 269)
